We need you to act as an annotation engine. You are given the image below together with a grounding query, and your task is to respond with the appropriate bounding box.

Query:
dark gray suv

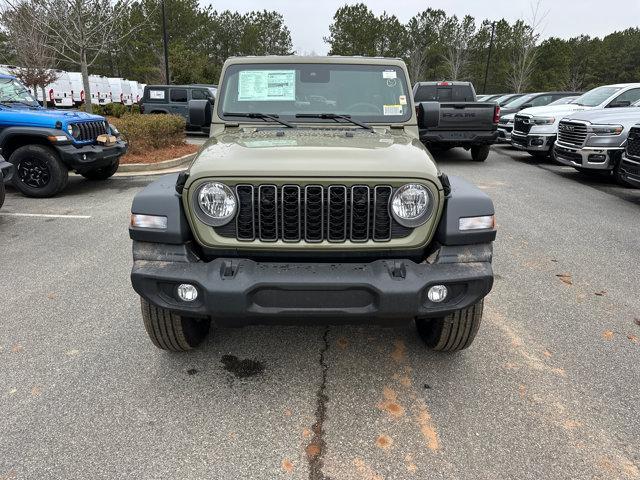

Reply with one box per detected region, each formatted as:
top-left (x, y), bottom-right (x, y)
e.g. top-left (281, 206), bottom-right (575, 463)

top-left (141, 84), bottom-right (216, 129)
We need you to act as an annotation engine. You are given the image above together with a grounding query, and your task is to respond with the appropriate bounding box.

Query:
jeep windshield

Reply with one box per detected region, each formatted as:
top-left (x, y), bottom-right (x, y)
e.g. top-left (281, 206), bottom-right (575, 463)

top-left (0, 78), bottom-right (39, 107)
top-left (218, 63), bottom-right (412, 125)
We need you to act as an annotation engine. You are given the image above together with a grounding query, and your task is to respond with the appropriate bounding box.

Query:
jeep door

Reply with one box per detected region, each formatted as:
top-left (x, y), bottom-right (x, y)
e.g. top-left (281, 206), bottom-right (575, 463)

top-left (168, 88), bottom-right (189, 121)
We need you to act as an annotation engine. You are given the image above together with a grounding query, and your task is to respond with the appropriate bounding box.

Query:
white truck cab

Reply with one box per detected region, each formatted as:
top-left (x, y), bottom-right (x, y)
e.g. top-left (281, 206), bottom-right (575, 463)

top-left (511, 84), bottom-right (640, 157)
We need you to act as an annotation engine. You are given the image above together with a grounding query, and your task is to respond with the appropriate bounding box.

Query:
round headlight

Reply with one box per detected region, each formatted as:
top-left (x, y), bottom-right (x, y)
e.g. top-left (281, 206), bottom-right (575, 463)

top-left (196, 182), bottom-right (237, 226)
top-left (391, 184), bottom-right (432, 227)
top-left (67, 124), bottom-right (80, 138)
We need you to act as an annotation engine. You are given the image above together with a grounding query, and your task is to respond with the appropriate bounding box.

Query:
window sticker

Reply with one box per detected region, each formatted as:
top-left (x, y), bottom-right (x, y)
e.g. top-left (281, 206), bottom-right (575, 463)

top-left (382, 70), bottom-right (397, 79)
top-left (399, 95), bottom-right (407, 105)
top-left (150, 90), bottom-right (165, 99)
top-left (238, 70), bottom-right (296, 102)
top-left (383, 104), bottom-right (403, 116)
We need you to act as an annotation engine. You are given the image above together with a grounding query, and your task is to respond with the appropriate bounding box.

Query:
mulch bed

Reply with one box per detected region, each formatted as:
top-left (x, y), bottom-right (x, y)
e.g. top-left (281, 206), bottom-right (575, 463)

top-left (120, 143), bottom-right (199, 165)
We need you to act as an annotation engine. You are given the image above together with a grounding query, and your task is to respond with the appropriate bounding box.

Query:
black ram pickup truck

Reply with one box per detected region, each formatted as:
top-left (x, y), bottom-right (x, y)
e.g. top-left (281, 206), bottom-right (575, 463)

top-left (413, 81), bottom-right (500, 161)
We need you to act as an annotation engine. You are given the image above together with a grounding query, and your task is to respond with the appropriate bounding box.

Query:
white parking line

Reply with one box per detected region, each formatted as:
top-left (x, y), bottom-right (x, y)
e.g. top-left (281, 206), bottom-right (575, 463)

top-left (0, 212), bottom-right (92, 219)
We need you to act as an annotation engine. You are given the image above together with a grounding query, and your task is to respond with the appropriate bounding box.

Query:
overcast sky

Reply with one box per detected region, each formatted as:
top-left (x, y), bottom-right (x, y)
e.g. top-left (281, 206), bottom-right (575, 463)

top-left (204, 0), bottom-right (640, 54)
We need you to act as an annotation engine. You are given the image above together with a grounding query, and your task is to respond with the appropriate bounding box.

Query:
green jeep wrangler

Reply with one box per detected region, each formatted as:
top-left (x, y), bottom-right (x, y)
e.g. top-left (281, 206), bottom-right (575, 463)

top-left (129, 56), bottom-right (496, 352)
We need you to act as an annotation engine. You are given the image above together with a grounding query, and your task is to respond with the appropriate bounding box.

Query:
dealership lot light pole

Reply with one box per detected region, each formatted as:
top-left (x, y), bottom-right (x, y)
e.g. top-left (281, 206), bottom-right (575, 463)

top-left (162, 0), bottom-right (170, 84)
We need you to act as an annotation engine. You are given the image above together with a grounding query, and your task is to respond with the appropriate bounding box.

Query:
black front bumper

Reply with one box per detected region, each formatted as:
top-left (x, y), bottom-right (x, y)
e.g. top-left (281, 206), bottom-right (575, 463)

top-left (131, 242), bottom-right (494, 325)
top-left (55, 140), bottom-right (127, 172)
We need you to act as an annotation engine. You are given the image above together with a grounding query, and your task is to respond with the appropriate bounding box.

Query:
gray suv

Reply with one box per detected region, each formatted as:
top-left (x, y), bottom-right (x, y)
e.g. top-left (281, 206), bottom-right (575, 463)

top-left (141, 84), bottom-right (216, 129)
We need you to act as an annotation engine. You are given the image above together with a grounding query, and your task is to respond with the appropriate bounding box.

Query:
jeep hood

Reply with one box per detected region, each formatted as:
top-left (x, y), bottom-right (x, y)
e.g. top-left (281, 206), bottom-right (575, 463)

top-left (187, 128), bottom-right (439, 183)
top-left (3, 107), bottom-right (103, 128)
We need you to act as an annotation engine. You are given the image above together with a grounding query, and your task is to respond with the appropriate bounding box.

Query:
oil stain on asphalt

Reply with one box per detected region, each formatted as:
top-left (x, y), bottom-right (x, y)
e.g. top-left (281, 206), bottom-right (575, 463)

top-left (220, 355), bottom-right (265, 378)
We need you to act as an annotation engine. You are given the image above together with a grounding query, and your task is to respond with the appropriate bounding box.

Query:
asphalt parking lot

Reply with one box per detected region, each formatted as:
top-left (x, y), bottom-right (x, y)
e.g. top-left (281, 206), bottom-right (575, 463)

top-left (1, 145), bottom-right (639, 480)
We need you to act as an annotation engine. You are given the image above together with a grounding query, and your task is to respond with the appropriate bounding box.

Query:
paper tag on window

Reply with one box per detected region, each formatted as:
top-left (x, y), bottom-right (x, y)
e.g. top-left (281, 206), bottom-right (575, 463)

top-left (383, 105), bottom-right (403, 116)
top-left (399, 95), bottom-right (407, 105)
top-left (382, 70), bottom-right (397, 79)
top-left (238, 70), bottom-right (296, 101)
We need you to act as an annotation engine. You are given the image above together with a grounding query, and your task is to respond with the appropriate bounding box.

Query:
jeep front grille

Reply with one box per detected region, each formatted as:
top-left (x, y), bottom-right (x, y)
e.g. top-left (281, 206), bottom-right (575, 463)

top-left (513, 115), bottom-right (532, 135)
top-left (76, 121), bottom-right (107, 141)
top-left (626, 127), bottom-right (640, 159)
top-left (558, 121), bottom-right (588, 147)
top-left (215, 184), bottom-right (411, 243)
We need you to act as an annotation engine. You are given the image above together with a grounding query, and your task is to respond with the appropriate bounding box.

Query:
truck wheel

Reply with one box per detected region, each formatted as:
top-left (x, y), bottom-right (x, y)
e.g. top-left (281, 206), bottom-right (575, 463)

top-left (140, 297), bottom-right (210, 351)
top-left (81, 159), bottom-right (120, 180)
top-left (471, 145), bottom-right (490, 162)
top-left (9, 145), bottom-right (69, 198)
top-left (612, 155), bottom-right (633, 187)
top-left (415, 299), bottom-right (484, 351)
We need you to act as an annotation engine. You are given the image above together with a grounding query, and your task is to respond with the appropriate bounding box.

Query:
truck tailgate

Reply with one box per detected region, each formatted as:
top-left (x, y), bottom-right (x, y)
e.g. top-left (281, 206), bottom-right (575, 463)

top-left (435, 102), bottom-right (497, 130)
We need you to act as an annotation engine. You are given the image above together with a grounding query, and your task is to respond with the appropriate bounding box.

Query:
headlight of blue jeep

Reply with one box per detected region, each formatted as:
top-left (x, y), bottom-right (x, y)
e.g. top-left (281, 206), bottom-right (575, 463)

top-left (195, 182), bottom-right (237, 226)
top-left (390, 184), bottom-right (432, 227)
top-left (66, 124), bottom-right (80, 138)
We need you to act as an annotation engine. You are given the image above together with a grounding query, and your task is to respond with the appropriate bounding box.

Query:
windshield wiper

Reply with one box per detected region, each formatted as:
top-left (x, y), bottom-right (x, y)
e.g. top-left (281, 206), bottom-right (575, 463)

top-left (295, 113), bottom-right (373, 131)
top-left (223, 112), bottom-right (295, 128)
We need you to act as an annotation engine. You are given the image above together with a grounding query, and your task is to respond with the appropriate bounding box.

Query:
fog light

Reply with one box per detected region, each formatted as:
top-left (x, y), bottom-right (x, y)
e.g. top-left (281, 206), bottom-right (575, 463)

top-left (531, 137), bottom-right (544, 146)
top-left (427, 285), bottom-right (448, 303)
top-left (177, 284), bottom-right (198, 302)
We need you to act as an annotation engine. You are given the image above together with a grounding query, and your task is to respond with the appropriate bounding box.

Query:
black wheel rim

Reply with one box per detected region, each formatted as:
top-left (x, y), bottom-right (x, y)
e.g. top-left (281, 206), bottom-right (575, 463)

top-left (17, 158), bottom-right (51, 188)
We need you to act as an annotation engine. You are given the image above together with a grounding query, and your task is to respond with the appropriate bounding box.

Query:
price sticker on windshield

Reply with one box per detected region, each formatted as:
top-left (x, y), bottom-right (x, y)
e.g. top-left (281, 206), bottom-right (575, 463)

top-left (238, 70), bottom-right (296, 102)
top-left (382, 70), bottom-right (397, 79)
top-left (383, 104), bottom-right (403, 116)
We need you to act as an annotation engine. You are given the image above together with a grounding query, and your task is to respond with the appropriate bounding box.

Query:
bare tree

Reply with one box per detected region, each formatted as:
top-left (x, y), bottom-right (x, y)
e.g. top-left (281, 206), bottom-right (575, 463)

top-left (1, 0), bottom-right (58, 103)
top-left (442, 15), bottom-right (475, 80)
top-left (4, 0), bottom-right (142, 112)
top-left (507, 0), bottom-right (548, 93)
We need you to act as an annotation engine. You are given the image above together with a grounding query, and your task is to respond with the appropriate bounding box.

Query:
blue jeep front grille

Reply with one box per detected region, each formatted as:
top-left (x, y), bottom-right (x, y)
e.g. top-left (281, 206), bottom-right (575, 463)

top-left (76, 121), bottom-right (107, 142)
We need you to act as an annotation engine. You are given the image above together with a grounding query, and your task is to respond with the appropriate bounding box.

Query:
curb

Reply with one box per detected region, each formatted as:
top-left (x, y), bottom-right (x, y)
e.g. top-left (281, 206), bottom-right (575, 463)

top-left (117, 153), bottom-right (195, 174)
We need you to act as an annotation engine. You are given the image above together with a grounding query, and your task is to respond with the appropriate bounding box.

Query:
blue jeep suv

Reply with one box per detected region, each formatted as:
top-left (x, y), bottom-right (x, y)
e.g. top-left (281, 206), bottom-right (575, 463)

top-left (0, 73), bottom-right (127, 197)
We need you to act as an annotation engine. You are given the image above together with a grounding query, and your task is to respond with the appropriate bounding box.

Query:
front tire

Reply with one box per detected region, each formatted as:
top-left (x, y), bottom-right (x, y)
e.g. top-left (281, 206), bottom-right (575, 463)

top-left (9, 145), bottom-right (68, 197)
top-left (81, 159), bottom-right (120, 180)
top-left (140, 297), bottom-right (210, 351)
top-left (471, 145), bottom-right (490, 162)
top-left (415, 300), bottom-right (484, 351)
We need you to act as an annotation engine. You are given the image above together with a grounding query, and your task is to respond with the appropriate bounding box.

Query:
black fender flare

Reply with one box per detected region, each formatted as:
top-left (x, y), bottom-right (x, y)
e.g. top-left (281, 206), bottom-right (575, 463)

top-left (435, 175), bottom-right (497, 246)
top-left (129, 173), bottom-right (192, 244)
top-left (0, 126), bottom-right (64, 156)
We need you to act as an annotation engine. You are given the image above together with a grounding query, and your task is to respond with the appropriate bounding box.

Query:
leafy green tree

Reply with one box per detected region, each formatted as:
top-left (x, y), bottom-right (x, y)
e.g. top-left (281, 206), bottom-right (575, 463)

top-left (324, 3), bottom-right (379, 56)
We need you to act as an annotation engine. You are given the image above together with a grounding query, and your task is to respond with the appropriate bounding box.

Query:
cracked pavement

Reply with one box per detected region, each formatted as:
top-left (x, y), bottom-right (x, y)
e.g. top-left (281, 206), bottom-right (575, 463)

top-left (0, 146), bottom-right (639, 479)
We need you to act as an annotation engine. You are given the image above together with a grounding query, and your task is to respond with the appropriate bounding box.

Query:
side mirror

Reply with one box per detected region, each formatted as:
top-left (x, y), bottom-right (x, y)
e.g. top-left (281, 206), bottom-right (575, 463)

top-left (607, 100), bottom-right (631, 108)
top-left (417, 101), bottom-right (440, 129)
top-left (188, 99), bottom-right (212, 127)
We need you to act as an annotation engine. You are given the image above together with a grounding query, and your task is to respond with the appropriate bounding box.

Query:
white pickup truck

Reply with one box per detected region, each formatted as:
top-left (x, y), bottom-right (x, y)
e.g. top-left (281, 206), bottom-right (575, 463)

top-left (510, 84), bottom-right (640, 158)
